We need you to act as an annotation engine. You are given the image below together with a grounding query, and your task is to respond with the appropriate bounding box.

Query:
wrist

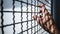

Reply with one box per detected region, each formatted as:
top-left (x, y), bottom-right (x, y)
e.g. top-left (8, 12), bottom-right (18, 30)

top-left (50, 21), bottom-right (60, 34)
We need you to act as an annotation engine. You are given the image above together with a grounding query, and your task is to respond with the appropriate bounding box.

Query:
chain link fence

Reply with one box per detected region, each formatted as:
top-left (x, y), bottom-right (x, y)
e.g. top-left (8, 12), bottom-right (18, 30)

top-left (0, 0), bottom-right (51, 34)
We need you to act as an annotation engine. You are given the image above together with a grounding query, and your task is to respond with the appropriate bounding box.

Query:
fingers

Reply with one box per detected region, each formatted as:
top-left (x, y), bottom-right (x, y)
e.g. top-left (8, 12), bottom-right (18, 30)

top-left (33, 4), bottom-right (51, 25)
top-left (37, 16), bottom-right (42, 25)
top-left (32, 15), bottom-right (37, 20)
top-left (33, 4), bottom-right (50, 23)
top-left (38, 4), bottom-right (46, 13)
top-left (32, 15), bottom-right (43, 25)
top-left (38, 4), bottom-right (45, 8)
top-left (37, 17), bottom-right (40, 23)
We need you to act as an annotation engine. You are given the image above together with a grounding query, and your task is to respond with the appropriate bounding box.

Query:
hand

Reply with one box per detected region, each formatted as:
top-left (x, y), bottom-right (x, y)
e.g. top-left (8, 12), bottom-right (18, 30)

top-left (32, 4), bottom-right (59, 34)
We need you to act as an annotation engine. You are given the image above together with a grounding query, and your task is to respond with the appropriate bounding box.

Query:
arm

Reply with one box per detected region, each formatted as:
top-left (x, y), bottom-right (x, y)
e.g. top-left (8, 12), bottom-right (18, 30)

top-left (33, 4), bottom-right (60, 34)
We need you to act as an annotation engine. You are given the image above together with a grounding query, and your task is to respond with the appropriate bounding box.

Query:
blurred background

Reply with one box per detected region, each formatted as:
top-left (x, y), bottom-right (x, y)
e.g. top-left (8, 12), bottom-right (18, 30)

top-left (0, 0), bottom-right (51, 34)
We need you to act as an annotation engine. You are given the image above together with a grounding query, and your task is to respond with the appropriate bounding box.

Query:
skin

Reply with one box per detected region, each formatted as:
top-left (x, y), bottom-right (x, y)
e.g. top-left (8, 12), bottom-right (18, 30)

top-left (32, 4), bottom-right (60, 34)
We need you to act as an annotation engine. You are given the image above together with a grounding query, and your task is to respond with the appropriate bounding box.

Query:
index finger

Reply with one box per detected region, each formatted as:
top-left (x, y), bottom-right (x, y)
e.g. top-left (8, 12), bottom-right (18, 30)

top-left (38, 4), bottom-right (45, 8)
top-left (38, 4), bottom-right (46, 13)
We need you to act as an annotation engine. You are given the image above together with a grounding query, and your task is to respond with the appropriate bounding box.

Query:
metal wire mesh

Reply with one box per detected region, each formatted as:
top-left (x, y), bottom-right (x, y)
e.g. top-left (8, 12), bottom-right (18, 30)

top-left (0, 0), bottom-right (51, 34)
